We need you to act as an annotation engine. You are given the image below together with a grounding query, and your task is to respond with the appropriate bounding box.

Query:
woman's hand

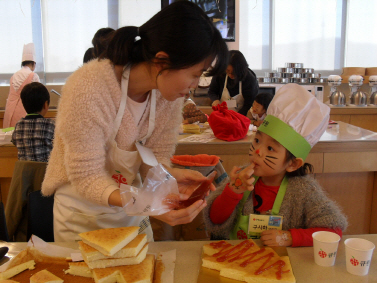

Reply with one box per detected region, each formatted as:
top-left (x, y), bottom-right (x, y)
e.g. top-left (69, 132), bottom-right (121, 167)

top-left (228, 164), bottom-right (255, 194)
top-left (152, 199), bottom-right (207, 226)
top-left (260, 230), bottom-right (292, 247)
top-left (168, 167), bottom-right (216, 198)
top-left (212, 100), bottom-right (221, 107)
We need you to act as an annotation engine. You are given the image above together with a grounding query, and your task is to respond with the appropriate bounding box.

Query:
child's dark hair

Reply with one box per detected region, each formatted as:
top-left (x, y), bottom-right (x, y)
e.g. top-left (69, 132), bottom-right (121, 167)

top-left (92, 27), bottom-right (114, 58)
top-left (21, 82), bottom-right (50, 114)
top-left (285, 150), bottom-right (314, 177)
top-left (103, 1), bottom-right (228, 77)
top-left (83, 47), bottom-right (95, 63)
top-left (254, 92), bottom-right (273, 111)
top-left (21, 61), bottom-right (35, 68)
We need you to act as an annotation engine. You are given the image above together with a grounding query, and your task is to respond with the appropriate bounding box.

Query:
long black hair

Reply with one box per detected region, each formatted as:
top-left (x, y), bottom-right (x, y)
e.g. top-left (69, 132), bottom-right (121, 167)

top-left (228, 50), bottom-right (249, 85)
top-left (103, 1), bottom-right (228, 77)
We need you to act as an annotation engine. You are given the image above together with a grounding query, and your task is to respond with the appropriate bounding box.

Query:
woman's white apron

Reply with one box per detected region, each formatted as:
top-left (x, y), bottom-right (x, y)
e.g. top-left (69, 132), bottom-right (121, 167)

top-left (53, 66), bottom-right (156, 242)
top-left (220, 74), bottom-right (244, 111)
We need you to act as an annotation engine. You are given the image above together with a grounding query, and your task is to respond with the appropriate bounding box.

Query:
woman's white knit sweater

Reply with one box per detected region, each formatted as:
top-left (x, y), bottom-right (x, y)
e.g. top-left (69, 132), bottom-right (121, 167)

top-left (42, 59), bottom-right (183, 206)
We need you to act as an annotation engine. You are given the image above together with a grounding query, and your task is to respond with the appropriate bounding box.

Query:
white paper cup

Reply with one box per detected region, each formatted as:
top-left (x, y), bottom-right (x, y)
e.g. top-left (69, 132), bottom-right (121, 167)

top-left (344, 238), bottom-right (375, 276)
top-left (312, 231), bottom-right (341, 266)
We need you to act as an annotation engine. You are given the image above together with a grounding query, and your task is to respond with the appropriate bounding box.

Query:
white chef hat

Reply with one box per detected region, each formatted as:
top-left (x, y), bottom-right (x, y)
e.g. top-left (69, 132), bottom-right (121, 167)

top-left (258, 83), bottom-right (330, 160)
top-left (22, 43), bottom-right (36, 62)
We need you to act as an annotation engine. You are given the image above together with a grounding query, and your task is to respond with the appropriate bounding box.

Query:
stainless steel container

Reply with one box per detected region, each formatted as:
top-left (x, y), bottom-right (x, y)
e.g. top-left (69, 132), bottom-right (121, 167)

top-left (258, 77), bottom-right (264, 83)
top-left (277, 67), bottom-right (287, 72)
top-left (303, 73), bottom-right (316, 78)
top-left (265, 72), bottom-right (275, 78)
top-left (285, 63), bottom-right (303, 68)
top-left (302, 68), bottom-right (314, 73)
top-left (308, 78), bottom-right (318, 83)
top-left (299, 78), bottom-right (308, 83)
top-left (285, 67), bottom-right (294, 73)
top-left (289, 78), bottom-right (300, 83)
top-left (350, 91), bottom-right (368, 106)
top-left (329, 91), bottom-right (346, 106)
top-left (263, 77), bottom-right (272, 83)
top-left (293, 73), bottom-right (302, 78)
top-left (370, 92), bottom-right (377, 105)
top-left (281, 78), bottom-right (290, 83)
top-left (282, 72), bottom-right (293, 78)
top-left (293, 68), bottom-right (303, 73)
top-left (274, 72), bottom-right (282, 78)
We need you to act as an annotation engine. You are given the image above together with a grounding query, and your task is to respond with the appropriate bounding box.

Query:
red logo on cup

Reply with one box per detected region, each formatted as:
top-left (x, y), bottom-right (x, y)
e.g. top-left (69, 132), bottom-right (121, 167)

top-left (318, 249), bottom-right (327, 258)
top-left (112, 170), bottom-right (127, 187)
top-left (350, 256), bottom-right (359, 266)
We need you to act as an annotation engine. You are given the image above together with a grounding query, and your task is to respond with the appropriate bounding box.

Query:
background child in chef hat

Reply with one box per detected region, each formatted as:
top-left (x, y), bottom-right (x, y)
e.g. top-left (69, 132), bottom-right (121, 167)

top-left (203, 83), bottom-right (348, 247)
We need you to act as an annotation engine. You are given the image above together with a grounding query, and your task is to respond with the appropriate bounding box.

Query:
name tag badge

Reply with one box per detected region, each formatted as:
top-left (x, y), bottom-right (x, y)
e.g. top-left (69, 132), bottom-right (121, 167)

top-left (225, 99), bottom-right (237, 108)
top-left (248, 214), bottom-right (283, 238)
top-left (135, 142), bottom-right (158, 167)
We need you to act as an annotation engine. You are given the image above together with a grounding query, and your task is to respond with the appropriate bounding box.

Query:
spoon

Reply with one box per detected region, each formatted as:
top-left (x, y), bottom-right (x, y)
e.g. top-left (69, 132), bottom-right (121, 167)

top-left (0, 247), bottom-right (9, 260)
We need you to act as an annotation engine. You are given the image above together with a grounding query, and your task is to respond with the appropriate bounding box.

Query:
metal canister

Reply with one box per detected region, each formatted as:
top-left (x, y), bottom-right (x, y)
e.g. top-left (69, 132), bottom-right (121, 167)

top-left (282, 72), bottom-right (293, 78)
top-left (274, 72), bottom-right (282, 78)
top-left (265, 72), bottom-right (275, 78)
top-left (277, 67), bottom-right (287, 72)
top-left (293, 73), bottom-right (302, 78)
top-left (303, 68), bottom-right (314, 73)
top-left (299, 78), bottom-right (308, 83)
top-left (263, 77), bottom-right (272, 83)
top-left (285, 67), bottom-right (294, 73)
top-left (285, 63), bottom-right (296, 68)
top-left (281, 78), bottom-right (290, 84)
top-left (293, 68), bottom-right (303, 73)
top-left (308, 78), bottom-right (318, 83)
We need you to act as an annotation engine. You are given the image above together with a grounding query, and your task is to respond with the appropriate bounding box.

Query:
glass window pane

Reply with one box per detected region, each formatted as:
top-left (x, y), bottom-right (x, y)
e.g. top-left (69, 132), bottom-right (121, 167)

top-left (0, 0), bottom-right (32, 74)
top-left (239, 0), bottom-right (269, 74)
top-left (273, 0), bottom-right (339, 71)
top-left (41, 0), bottom-right (108, 73)
top-left (119, 0), bottom-right (160, 27)
top-left (346, 0), bottom-right (377, 67)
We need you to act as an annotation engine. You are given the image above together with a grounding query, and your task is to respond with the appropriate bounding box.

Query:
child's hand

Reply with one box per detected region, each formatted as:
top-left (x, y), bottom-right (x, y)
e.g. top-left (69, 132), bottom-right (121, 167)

top-left (260, 230), bottom-right (292, 247)
top-left (254, 120), bottom-right (263, 127)
top-left (229, 164), bottom-right (255, 194)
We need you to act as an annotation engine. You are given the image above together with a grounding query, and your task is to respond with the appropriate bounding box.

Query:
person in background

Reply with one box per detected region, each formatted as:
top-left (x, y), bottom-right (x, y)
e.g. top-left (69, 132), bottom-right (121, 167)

top-left (12, 82), bottom-right (55, 162)
top-left (41, 1), bottom-right (229, 242)
top-left (204, 84), bottom-right (347, 247)
top-left (83, 47), bottom-right (95, 63)
top-left (208, 50), bottom-right (259, 116)
top-left (247, 92), bottom-right (273, 127)
top-left (83, 28), bottom-right (114, 63)
top-left (4, 43), bottom-right (40, 128)
top-left (182, 92), bottom-right (208, 124)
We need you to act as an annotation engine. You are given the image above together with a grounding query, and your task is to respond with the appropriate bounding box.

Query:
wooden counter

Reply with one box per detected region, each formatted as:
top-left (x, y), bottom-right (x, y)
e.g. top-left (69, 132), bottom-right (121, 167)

top-left (1, 235), bottom-right (376, 283)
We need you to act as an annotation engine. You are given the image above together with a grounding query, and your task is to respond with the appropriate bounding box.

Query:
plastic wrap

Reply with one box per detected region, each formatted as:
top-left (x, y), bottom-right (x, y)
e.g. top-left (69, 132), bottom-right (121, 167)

top-left (120, 164), bottom-right (180, 216)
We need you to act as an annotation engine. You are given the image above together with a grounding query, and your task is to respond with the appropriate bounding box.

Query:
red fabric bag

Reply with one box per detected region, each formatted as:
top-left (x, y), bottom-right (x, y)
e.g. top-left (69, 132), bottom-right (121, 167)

top-left (208, 101), bottom-right (250, 141)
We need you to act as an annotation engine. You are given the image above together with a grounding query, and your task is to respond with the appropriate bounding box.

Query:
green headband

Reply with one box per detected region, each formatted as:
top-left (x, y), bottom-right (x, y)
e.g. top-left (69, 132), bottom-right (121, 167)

top-left (258, 115), bottom-right (311, 160)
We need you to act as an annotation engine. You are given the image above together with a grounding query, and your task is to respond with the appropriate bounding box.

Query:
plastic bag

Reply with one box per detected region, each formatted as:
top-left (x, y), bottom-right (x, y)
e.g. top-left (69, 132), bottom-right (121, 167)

top-left (120, 164), bottom-right (180, 216)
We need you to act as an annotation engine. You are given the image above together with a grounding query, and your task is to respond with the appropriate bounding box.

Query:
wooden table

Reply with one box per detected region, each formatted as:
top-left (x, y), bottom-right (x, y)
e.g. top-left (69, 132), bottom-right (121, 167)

top-left (1, 234), bottom-right (376, 283)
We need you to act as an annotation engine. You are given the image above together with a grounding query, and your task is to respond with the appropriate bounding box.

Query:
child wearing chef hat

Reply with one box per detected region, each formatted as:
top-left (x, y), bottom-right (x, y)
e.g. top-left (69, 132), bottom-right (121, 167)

top-left (204, 83), bottom-right (348, 247)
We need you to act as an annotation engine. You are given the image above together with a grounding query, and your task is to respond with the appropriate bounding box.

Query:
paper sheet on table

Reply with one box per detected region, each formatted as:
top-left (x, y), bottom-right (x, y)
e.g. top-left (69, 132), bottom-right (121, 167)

top-left (155, 249), bottom-right (176, 283)
top-left (0, 235), bottom-right (80, 272)
top-left (179, 133), bottom-right (216, 143)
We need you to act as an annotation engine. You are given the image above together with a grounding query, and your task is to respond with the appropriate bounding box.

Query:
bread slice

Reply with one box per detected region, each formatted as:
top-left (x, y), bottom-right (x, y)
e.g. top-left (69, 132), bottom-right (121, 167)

top-left (0, 280), bottom-right (20, 283)
top-left (202, 239), bottom-right (260, 271)
top-left (29, 269), bottom-right (63, 283)
top-left (243, 256), bottom-right (296, 283)
top-left (79, 227), bottom-right (139, 256)
top-left (79, 234), bottom-right (147, 262)
top-left (85, 243), bottom-right (148, 269)
top-left (202, 240), bottom-right (234, 256)
top-left (92, 254), bottom-right (155, 283)
top-left (64, 261), bottom-right (93, 278)
top-left (0, 249), bottom-right (35, 280)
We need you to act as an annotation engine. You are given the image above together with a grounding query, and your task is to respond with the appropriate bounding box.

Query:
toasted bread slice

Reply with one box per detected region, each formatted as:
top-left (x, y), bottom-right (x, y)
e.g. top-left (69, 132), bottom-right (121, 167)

top-left (0, 280), bottom-right (20, 283)
top-left (79, 227), bottom-right (139, 256)
top-left (79, 234), bottom-right (147, 262)
top-left (92, 254), bottom-right (155, 283)
top-left (202, 239), bottom-right (260, 271)
top-left (202, 240), bottom-right (234, 256)
top-left (243, 255), bottom-right (296, 283)
top-left (29, 269), bottom-right (63, 283)
top-left (0, 249), bottom-right (35, 280)
top-left (65, 261), bottom-right (93, 278)
top-left (85, 243), bottom-right (148, 269)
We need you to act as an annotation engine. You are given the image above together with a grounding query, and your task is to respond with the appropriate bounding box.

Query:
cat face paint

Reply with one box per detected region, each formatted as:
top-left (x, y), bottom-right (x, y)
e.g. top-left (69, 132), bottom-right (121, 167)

top-left (248, 131), bottom-right (291, 178)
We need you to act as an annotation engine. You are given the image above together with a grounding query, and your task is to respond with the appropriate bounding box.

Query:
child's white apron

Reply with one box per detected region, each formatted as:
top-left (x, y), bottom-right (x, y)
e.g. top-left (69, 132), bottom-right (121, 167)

top-left (53, 66), bottom-right (155, 242)
top-left (220, 74), bottom-right (244, 111)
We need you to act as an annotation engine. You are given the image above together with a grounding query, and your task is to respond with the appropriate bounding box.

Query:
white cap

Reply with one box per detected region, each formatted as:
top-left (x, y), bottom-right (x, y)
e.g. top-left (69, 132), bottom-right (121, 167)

top-left (22, 43), bottom-right (36, 62)
top-left (259, 83), bottom-right (330, 159)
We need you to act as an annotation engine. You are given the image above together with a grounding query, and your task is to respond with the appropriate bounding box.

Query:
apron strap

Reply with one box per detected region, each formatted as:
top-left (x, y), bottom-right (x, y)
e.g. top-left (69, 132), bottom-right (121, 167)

top-left (271, 176), bottom-right (288, 215)
top-left (220, 75), bottom-right (230, 102)
top-left (239, 81), bottom-right (242, 96)
top-left (111, 65), bottom-right (130, 140)
top-left (138, 89), bottom-right (156, 145)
